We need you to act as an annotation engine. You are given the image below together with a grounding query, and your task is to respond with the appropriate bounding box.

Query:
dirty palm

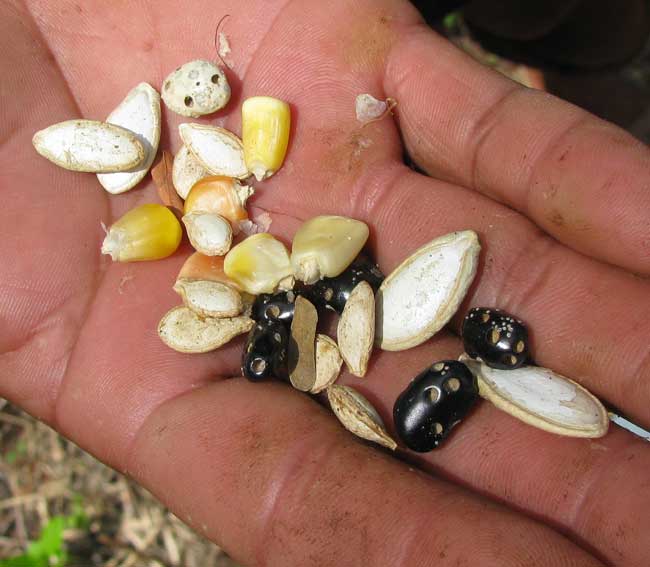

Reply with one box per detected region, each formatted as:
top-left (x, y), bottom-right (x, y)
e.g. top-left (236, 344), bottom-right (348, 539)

top-left (2, 0), bottom-right (650, 566)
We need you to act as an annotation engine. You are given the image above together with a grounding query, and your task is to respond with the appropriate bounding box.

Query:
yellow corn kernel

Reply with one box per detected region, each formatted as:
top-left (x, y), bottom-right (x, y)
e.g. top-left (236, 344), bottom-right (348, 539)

top-left (291, 215), bottom-right (369, 284)
top-left (184, 176), bottom-right (253, 227)
top-left (101, 203), bottom-right (182, 262)
top-left (242, 96), bottom-right (290, 182)
top-left (224, 233), bottom-right (293, 294)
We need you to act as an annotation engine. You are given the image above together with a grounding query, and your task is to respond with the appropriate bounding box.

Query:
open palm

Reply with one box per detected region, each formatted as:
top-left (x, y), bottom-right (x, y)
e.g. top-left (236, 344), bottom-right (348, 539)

top-left (3, 0), bottom-right (650, 565)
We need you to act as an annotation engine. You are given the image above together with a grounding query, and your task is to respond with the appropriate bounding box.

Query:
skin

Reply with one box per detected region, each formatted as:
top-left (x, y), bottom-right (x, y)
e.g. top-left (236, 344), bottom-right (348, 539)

top-left (2, 0), bottom-right (650, 565)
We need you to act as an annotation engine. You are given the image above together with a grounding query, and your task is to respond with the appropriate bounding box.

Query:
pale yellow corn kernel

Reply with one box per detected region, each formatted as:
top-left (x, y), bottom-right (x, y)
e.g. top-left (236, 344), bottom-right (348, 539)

top-left (101, 203), bottom-right (182, 262)
top-left (224, 233), bottom-right (293, 294)
top-left (242, 96), bottom-right (290, 182)
top-left (291, 215), bottom-right (369, 284)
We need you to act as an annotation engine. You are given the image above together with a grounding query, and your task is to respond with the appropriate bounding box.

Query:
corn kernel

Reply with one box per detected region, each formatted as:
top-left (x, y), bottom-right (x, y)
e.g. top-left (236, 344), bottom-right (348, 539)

top-left (224, 233), bottom-right (293, 294)
top-left (177, 252), bottom-right (239, 288)
top-left (242, 96), bottom-right (290, 182)
top-left (184, 176), bottom-right (253, 228)
top-left (101, 203), bottom-right (182, 262)
top-left (291, 215), bottom-right (369, 284)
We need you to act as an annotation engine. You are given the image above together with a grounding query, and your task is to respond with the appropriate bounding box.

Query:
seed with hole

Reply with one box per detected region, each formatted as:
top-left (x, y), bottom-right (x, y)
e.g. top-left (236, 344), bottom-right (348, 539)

top-left (393, 360), bottom-right (478, 452)
top-left (161, 60), bottom-right (230, 118)
top-left (462, 307), bottom-right (529, 369)
top-left (250, 291), bottom-right (296, 325)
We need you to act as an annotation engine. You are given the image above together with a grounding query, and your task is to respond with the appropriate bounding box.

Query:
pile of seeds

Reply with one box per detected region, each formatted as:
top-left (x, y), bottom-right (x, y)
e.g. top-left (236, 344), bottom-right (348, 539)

top-left (32, 56), bottom-right (609, 454)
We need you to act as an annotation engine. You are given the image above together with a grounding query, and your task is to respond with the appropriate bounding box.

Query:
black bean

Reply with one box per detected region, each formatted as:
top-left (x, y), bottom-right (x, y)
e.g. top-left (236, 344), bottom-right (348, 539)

top-left (393, 360), bottom-right (478, 452)
top-left (462, 307), bottom-right (529, 369)
top-left (242, 321), bottom-right (289, 381)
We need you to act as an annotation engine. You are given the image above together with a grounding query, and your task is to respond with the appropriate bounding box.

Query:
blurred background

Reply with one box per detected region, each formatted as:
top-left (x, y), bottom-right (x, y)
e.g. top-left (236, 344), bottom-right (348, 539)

top-left (3, 1), bottom-right (650, 565)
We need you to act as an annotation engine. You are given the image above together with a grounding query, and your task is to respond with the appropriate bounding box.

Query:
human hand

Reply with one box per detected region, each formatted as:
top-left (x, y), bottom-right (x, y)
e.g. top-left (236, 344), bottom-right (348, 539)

top-left (2, 1), bottom-right (650, 565)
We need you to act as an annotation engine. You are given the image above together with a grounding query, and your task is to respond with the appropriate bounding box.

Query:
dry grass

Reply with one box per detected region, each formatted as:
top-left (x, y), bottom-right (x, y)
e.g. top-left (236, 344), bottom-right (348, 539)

top-left (0, 398), bottom-right (240, 567)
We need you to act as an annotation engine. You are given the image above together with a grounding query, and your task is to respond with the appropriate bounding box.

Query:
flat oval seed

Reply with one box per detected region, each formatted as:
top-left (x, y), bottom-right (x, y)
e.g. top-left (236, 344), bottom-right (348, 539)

top-left (288, 296), bottom-right (318, 392)
top-left (97, 83), bottom-right (161, 194)
top-left (179, 124), bottom-right (248, 179)
top-left (33, 119), bottom-right (145, 173)
top-left (376, 230), bottom-right (480, 351)
top-left (311, 335), bottom-right (343, 394)
top-left (162, 60), bottom-right (230, 118)
top-left (172, 145), bottom-right (210, 199)
top-left (158, 306), bottom-right (253, 353)
top-left (337, 281), bottom-right (375, 377)
top-left (461, 355), bottom-right (609, 438)
top-left (173, 278), bottom-right (242, 318)
top-left (327, 385), bottom-right (397, 450)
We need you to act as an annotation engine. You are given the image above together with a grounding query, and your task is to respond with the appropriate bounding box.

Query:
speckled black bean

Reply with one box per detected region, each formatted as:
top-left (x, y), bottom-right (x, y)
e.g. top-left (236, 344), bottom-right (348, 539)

top-left (250, 291), bottom-right (297, 326)
top-left (393, 360), bottom-right (478, 452)
top-left (241, 321), bottom-right (289, 381)
top-left (462, 307), bottom-right (529, 369)
top-left (301, 255), bottom-right (384, 313)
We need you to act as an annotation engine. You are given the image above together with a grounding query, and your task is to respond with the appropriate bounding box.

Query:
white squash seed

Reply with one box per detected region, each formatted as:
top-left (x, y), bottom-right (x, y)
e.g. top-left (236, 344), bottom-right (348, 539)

top-left (97, 82), bottom-right (161, 194)
top-left (337, 281), bottom-right (375, 377)
top-left (179, 124), bottom-right (249, 179)
top-left (172, 145), bottom-right (210, 199)
top-left (161, 60), bottom-right (230, 118)
top-left (173, 278), bottom-right (242, 319)
top-left (376, 230), bottom-right (480, 351)
top-left (311, 335), bottom-right (343, 393)
top-left (327, 385), bottom-right (397, 450)
top-left (158, 306), bottom-right (253, 353)
top-left (461, 355), bottom-right (609, 438)
top-left (32, 119), bottom-right (145, 173)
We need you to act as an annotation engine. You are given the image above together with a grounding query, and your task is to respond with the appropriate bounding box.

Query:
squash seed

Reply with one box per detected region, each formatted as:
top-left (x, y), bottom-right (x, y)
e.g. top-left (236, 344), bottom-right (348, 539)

top-left (376, 230), bottom-right (480, 351)
top-left (179, 124), bottom-right (249, 179)
top-left (327, 385), bottom-right (397, 450)
top-left (158, 306), bottom-right (253, 353)
top-left (311, 335), bottom-right (343, 393)
top-left (97, 82), bottom-right (161, 194)
top-left (32, 119), bottom-right (145, 173)
top-left (460, 354), bottom-right (609, 438)
top-left (337, 281), bottom-right (375, 377)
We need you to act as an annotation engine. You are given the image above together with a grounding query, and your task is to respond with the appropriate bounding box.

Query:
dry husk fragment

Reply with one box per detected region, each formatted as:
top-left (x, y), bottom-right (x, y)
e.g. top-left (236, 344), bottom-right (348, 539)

top-left (288, 296), bottom-right (318, 392)
top-left (327, 385), bottom-right (397, 450)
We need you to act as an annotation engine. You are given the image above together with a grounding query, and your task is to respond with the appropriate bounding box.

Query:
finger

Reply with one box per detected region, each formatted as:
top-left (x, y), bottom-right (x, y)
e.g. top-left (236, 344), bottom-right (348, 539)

top-left (0, 0), bottom-right (108, 421)
top-left (348, 335), bottom-right (650, 567)
top-left (129, 380), bottom-right (602, 567)
top-left (383, 24), bottom-right (650, 275)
